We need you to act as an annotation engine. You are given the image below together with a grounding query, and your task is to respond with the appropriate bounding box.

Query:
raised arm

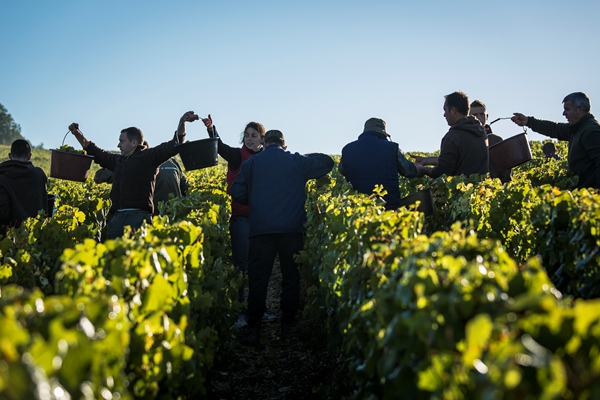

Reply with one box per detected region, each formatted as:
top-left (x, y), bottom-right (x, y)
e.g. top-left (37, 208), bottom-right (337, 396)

top-left (176, 111), bottom-right (199, 142)
top-left (68, 123), bottom-right (91, 149)
top-left (202, 114), bottom-right (219, 138)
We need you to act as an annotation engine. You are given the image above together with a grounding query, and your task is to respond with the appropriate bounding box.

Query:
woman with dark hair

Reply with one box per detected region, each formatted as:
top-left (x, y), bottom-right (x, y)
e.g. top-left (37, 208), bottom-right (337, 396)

top-left (202, 115), bottom-right (274, 327)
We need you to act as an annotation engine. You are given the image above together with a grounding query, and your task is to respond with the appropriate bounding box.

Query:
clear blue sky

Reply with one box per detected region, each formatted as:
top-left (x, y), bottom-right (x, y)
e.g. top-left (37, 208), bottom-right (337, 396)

top-left (2, 1), bottom-right (599, 155)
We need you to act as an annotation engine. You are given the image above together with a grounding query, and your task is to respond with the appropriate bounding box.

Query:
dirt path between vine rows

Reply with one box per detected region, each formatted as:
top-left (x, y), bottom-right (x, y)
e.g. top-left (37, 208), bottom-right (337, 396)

top-left (205, 261), bottom-right (350, 399)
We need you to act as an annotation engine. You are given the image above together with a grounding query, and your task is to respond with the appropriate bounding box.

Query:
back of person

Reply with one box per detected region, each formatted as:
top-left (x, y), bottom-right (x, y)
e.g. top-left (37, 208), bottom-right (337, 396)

top-left (441, 116), bottom-right (489, 176)
top-left (234, 131), bottom-right (333, 237)
top-left (0, 140), bottom-right (48, 229)
top-left (341, 132), bottom-right (400, 208)
top-left (245, 147), bottom-right (314, 236)
top-left (542, 142), bottom-right (561, 160)
top-left (230, 129), bottom-right (334, 344)
top-left (154, 158), bottom-right (188, 205)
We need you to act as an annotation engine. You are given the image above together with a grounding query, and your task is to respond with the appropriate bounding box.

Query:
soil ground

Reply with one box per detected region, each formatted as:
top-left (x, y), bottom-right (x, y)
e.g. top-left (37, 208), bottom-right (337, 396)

top-left (205, 262), bottom-right (350, 399)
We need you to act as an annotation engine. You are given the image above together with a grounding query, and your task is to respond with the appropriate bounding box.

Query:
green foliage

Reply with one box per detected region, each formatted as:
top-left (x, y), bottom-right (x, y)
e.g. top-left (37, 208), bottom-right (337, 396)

top-left (57, 144), bottom-right (86, 154)
top-left (54, 223), bottom-right (207, 397)
top-left (0, 286), bottom-right (131, 400)
top-left (0, 206), bottom-right (97, 294)
top-left (4, 137), bottom-right (600, 399)
top-left (48, 179), bottom-right (111, 240)
top-left (300, 141), bottom-right (600, 398)
top-left (0, 103), bottom-right (24, 145)
top-left (0, 163), bottom-right (239, 398)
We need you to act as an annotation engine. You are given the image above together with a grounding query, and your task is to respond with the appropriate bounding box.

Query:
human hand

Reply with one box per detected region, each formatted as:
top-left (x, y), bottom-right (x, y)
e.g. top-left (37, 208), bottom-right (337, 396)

top-left (416, 165), bottom-right (431, 178)
top-left (68, 122), bottom-right (89, 148)
top-left (202, 114), bottom-right (213, 129)
top-left (511, 113), bottom-right (528, 127)
top-left (181, 111), bottom-right (199, 122)
top-left (68, 123), bottom-right (80, 133)
top-left (409, 154), bottom-right (425, 166)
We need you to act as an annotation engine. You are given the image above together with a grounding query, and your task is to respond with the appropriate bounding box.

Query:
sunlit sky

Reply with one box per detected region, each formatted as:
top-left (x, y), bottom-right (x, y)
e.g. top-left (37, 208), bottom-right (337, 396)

top-left (2, 1), bottom-right (599, 156)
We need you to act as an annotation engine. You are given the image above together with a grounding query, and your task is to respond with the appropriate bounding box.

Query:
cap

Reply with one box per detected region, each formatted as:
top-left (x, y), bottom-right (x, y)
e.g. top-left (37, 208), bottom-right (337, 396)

top-left (363, 118), bottom-right (387, 135)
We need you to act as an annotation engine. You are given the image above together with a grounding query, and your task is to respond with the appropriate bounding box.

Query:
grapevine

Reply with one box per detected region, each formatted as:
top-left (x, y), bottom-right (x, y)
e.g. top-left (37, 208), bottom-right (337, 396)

top-left (2, 139), bottom-right (600, 398)
top-left (57, 144), bottom-right (86, 154)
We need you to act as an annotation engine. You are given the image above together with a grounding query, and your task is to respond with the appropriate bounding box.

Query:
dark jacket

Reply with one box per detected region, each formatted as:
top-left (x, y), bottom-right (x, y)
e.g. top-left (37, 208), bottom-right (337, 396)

top-left (154, 158), bottom-right (188, 205)
top-left (94, 159), bottom-right (189, 207)
top-left (431, 116), bottom-right (489, 178)
top-left (208, 126), bottom-right (261, 216)
top-left (230, 144), bottom-right (334, 237)
top-left (85, 133), bottom-right (184, 214)
top-left (339, 131), bottom-right (417, 209)
top-left (527, 113), bottom-right (600, 189)
top-left (0, 160), bottom-right (48, 228)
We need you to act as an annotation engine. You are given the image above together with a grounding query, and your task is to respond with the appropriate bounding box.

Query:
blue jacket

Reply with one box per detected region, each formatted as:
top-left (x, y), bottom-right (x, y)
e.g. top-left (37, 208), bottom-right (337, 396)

top-left (230, 145), bottom-right (334, 237)
top-left (340, 131), bottom-right (416, 209)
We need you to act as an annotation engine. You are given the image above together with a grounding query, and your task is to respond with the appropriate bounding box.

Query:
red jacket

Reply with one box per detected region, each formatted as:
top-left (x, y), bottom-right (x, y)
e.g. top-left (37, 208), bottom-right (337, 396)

top-left (226, 145), bottom-right (255, 216)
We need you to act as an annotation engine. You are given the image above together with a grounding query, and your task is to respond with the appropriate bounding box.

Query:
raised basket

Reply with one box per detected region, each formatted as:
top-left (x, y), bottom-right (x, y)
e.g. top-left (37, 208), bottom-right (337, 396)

top-left (50, 150), bottom-right (94, 182)
top-left (177, 137), bottom-right (219, 171)
top-left (488, 133), bottom-right (532, 171)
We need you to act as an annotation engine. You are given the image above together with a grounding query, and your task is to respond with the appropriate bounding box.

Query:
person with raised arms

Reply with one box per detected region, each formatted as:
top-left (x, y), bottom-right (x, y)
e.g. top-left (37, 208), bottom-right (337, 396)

top-left (68, 111), bottom-right (198, 239)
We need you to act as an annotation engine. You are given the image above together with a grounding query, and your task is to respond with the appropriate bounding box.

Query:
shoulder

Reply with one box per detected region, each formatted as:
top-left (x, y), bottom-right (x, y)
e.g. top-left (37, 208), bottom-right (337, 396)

top-left (582, 115), bottom-right (600, 131)
top-left (34, 166), bottom-right (47, 177)
top-left (442, 129), bottom-right (460, 142)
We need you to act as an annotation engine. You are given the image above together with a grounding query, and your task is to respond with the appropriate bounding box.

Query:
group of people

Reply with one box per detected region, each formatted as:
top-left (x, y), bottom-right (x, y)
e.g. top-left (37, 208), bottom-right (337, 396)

top-left (1, 90), bottom-right (599, 345)
top-left (339, 92), bottom-right (511, 211)
top-left (82, 111), bottom-right (336, 345)
top-left (202, 114), bottom-right (334, 343)
top-left (340, 91), bottom-right (600, 211)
